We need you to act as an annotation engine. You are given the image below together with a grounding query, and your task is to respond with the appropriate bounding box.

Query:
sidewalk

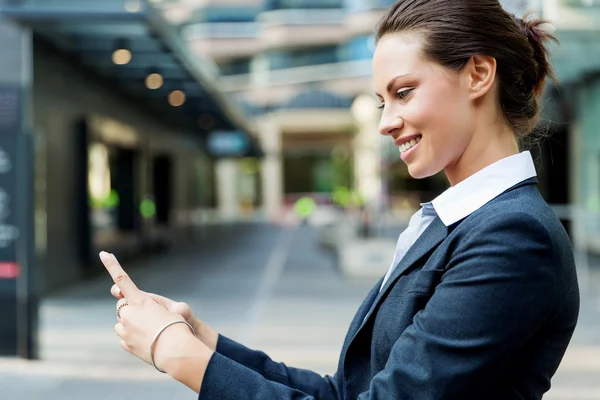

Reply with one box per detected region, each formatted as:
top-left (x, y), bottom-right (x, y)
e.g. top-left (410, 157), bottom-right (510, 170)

top-left (0, 223), bottom-right (374, 399)
top-left (0, 222), bottom-right (599, 399)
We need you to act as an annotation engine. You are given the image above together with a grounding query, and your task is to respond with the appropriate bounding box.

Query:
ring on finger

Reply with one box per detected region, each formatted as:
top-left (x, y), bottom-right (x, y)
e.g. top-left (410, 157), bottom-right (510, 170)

top-left (116, 300), bottom-right (129, 319)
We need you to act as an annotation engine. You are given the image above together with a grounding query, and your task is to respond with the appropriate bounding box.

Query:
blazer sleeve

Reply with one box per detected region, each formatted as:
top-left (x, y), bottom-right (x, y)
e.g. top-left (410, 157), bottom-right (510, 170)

top-left (198, 334), bottom-right (341, 400)
top-left (357, 212), bottom-right (565, 400)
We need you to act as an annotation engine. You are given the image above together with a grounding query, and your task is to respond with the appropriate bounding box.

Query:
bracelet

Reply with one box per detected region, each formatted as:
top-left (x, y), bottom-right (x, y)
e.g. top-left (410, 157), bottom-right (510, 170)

top-left (150, 320), bottom-right (196, 374)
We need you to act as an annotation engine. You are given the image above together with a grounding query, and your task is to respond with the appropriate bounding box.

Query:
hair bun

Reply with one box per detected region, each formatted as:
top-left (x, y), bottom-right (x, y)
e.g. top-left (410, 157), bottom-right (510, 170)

top-left (513, 13), bottom-right (557, 97)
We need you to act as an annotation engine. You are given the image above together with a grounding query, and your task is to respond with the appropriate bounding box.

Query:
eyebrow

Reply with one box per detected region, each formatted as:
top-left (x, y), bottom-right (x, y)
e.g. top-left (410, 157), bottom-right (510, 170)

top-left (375, 74), bottom-right (414, 97)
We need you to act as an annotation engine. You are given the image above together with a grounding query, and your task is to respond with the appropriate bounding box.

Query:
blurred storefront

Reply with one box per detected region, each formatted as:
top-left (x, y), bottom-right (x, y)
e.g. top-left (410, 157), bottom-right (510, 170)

top-left (539, 0), bottom-right (600, 253)
top-left (175, 0), bottom-right (395, 220)
top-left (0, 0), bottom-right (262, 295)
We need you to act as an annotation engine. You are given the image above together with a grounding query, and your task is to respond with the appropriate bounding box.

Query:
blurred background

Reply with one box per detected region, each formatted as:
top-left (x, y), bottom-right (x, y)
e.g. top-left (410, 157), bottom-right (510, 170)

top-left (0, 0), bottom-right (598, 398)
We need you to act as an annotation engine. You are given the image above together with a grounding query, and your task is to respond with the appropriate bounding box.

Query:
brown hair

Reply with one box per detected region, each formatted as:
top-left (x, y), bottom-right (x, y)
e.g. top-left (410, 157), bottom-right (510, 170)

top-left (375, 0), bottom-right (557, 138)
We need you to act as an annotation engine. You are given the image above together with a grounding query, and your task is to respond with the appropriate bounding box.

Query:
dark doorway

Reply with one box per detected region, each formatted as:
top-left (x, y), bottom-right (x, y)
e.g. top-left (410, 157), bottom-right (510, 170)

top-left (153, 155), bottom-right (173, 225)
top-left (112, 148), bottom-right (138, 232)
top-left (538, 124), bottom-right (571, 237)
top-left (74, 118), bottom-right (92, 267)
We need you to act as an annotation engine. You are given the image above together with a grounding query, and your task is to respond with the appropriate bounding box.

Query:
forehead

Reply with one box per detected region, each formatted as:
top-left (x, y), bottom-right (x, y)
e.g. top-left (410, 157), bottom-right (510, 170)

top-left (373, 32), bottom-right (425, 77)
top-left (373, 32), bottom-right (426, 68)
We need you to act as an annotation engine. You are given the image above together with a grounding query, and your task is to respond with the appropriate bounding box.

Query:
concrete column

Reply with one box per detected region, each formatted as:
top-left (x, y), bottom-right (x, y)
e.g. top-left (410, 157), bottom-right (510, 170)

top-left (352, 95), bottom-right (382, 207)
top-left (215, 158), bottom-right (238, 221)
top-left (0, 17), bottom-right (36, 358)
top-left (259, 118), bottom-right (283, 221)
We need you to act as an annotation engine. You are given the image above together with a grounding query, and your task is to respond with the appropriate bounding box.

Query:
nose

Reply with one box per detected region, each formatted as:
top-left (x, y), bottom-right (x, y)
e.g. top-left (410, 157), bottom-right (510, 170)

top-left (378, 111), bottom-right (404, 137)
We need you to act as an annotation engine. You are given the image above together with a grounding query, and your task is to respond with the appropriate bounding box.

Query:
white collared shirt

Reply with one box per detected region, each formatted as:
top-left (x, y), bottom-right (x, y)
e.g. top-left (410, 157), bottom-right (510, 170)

top-left (380, 151), bottom-right (537, 291)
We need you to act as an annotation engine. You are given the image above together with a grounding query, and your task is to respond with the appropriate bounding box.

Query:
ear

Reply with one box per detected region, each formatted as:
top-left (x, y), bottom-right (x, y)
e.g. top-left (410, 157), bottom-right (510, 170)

top-left (464, 55), bottom-right (497, 100)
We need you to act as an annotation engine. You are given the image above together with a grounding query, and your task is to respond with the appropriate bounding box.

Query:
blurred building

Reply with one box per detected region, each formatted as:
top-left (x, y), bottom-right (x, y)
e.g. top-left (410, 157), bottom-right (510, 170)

top-left (169, 0), bottom-right (396, 220)
top-left (537, 0), bottom-right (600, 252)
top-left (0, 0), bottom-right (261, 295)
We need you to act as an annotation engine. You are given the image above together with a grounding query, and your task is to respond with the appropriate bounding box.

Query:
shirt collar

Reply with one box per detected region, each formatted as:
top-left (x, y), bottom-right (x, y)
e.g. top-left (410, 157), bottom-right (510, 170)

top-left (425, 151), bottom-right (537, 226)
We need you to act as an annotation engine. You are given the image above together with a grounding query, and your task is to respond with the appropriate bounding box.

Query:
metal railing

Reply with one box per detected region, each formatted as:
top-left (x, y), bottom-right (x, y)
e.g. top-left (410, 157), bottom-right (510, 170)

top-left (182, 22), bottom-right (259, 39)
top-left (220, 58), bottom-right (372, 90)
top-left (258, 8), bottom-right (347, 26)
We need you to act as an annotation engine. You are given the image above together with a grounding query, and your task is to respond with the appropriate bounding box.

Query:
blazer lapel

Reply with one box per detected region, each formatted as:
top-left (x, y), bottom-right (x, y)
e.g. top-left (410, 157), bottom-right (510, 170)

top-left (346, 278), bottom-right (382, 338)
top-left (356, 217), bottom-right (448, 331)
top-left (345, 178), bottom-right (537, 348)
top-left (338, 277), bottom-right (382, 371)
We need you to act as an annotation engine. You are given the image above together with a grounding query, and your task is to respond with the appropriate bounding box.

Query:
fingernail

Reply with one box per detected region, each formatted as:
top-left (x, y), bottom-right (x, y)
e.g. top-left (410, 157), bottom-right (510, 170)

top-left (99, 251), bottom-right (109, 261)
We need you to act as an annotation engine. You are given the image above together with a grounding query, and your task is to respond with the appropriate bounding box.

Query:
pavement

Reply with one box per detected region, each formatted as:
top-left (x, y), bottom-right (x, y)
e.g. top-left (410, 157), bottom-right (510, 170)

top-left (0, 222), bottom-right (599, 399)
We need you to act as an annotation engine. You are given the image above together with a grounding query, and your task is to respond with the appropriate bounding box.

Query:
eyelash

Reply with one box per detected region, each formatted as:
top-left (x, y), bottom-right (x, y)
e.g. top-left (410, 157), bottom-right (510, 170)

top-left (377, 89), bottom-right (414, 109)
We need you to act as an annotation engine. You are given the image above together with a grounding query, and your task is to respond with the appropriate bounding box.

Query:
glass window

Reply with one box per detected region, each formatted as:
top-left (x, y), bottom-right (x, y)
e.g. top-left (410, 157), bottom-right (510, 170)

top-left (219, 58), bottom-right (252, 75)
top-left (338, 35), bottom-right (375, 62)
top-left (268, 46), bottom-right (339, 69)
top-left (201, 7), bottom-right (260, 22)
top-left (265, 0), bottom-right (343, 10)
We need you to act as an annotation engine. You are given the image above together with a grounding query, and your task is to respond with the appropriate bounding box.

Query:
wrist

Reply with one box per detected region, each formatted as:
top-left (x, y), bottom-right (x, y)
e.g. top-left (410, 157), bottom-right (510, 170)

top-left (158, 329), bottom-right (213, 393)
top-left (194, 320), bottom-right (219, 352)
top-left (153, 321), bottom-right (196, 373)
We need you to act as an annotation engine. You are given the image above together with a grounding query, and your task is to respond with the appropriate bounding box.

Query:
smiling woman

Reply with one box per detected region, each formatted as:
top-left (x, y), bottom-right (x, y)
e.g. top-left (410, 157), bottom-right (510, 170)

top-left (373, 6), bottom-right (555, 184)
top-left (102, 1), bottom-right (579, 399)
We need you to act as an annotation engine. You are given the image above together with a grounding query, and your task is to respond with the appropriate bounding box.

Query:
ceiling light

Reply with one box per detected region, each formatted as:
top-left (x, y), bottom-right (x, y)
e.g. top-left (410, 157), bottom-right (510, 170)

top-left (168, 90), bottom-right (186, 107)
top-left (112, 49), bottom-right (131, 65)
top-left (145, 73), bottom-right (164, 90)
top-left (112, 39), bottom-right (132, 65)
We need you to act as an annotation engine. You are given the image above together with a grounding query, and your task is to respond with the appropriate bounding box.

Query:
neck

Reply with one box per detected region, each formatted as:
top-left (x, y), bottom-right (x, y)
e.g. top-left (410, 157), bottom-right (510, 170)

top-left (444, 121), bottom-right (519, 186)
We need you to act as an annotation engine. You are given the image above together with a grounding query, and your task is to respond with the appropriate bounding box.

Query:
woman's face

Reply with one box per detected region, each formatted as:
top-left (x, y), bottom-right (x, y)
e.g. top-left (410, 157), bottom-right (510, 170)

top-left (373, 32), bottom-right (475, 180)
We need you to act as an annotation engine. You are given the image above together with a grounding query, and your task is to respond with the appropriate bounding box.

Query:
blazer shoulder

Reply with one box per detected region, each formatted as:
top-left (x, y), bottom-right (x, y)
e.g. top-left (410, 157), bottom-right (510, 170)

top-left (455, 187), bottom-right (571, 256)
top-left (465, 184), bottom-right (555, 228)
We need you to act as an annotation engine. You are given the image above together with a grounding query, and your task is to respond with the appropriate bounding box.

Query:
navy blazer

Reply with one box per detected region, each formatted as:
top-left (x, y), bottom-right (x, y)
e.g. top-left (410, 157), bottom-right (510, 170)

top-left (199, 179), bottom-right (580, 400)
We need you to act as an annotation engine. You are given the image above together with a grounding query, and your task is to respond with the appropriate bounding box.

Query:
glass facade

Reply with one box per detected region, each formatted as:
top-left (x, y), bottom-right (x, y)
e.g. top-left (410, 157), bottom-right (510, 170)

top-left (338, 35), bottom-right (375, 61)
top-left (265, 0), bottom-right (344, 10)
top-left (343, 0), bottom-right (396, 12)
top-left (219, 58), bottom-right (253, 75)
top-left (267, 46), bottom-right (339, 70)
top-left (196, 7), bottom-right (260, 23)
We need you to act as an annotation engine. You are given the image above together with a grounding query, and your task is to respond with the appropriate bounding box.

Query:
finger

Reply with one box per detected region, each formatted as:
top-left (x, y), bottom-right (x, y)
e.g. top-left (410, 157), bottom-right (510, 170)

top-left (120, 339), bottom-right (131, 353)
top-left (114, 322), bottom-right (126, 339)
top-left (99, 252), bottom-right (144, 303)
top-left (116, 298), bottom-right (128, 309)
top-left (116, 298), bottom-right (130, 320)
top-left (112, 284), bottom-right (149, 299)
top-left (111, 284), bottom-right (124, 299)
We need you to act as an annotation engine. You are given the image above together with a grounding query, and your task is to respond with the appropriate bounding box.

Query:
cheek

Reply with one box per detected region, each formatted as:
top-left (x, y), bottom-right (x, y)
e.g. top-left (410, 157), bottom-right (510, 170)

top-left (409, 87), bottom-right (472, 170)
top-left (418, 88), bottom-right (470, 141)
top-left (407, 84), bottom-right (455, 125)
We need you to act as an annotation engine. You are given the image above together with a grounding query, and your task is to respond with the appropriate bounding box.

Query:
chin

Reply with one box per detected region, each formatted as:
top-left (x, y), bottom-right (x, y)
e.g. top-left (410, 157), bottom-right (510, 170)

top-left (406, 163), bottom-right (439, 180)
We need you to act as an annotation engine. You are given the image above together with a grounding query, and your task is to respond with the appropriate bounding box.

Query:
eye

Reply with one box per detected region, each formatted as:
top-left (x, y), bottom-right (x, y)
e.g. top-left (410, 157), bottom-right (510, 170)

top-left (377, 103), bottom-right (384, 110)
top-left (395, 88), bottom-right (414, 101)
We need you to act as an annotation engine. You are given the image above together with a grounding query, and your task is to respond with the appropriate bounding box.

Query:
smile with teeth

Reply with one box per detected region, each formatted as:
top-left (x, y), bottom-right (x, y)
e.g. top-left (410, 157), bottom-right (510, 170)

top-left (399, 136), bottom-right (421, 153)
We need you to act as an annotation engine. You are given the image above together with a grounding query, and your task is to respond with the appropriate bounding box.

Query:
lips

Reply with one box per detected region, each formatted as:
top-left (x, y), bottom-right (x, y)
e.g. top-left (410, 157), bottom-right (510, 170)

top-left (394, 134), bottom-right (422, 153)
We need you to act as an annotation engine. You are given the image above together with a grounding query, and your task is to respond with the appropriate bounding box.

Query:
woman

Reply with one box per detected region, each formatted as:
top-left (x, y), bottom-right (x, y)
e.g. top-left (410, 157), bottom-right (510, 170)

top-left (101, 1), bottom-right (580, 398)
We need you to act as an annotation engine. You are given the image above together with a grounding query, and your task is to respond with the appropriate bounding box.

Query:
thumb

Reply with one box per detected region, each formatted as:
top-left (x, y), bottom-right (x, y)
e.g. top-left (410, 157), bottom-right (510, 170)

top-left (147, 293), bottom-right (178, 309)
top-left (148, 293), bottom-right (193, 321)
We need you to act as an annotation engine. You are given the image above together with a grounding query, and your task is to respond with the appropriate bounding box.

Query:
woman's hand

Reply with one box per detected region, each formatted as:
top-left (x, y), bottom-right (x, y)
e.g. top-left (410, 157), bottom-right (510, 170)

top-left (113, 293), bottom-right (193, 367)
top-left (110, 273), bottom-right (219, 351)
top-left (101, 252), bottom-right (211, 393)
